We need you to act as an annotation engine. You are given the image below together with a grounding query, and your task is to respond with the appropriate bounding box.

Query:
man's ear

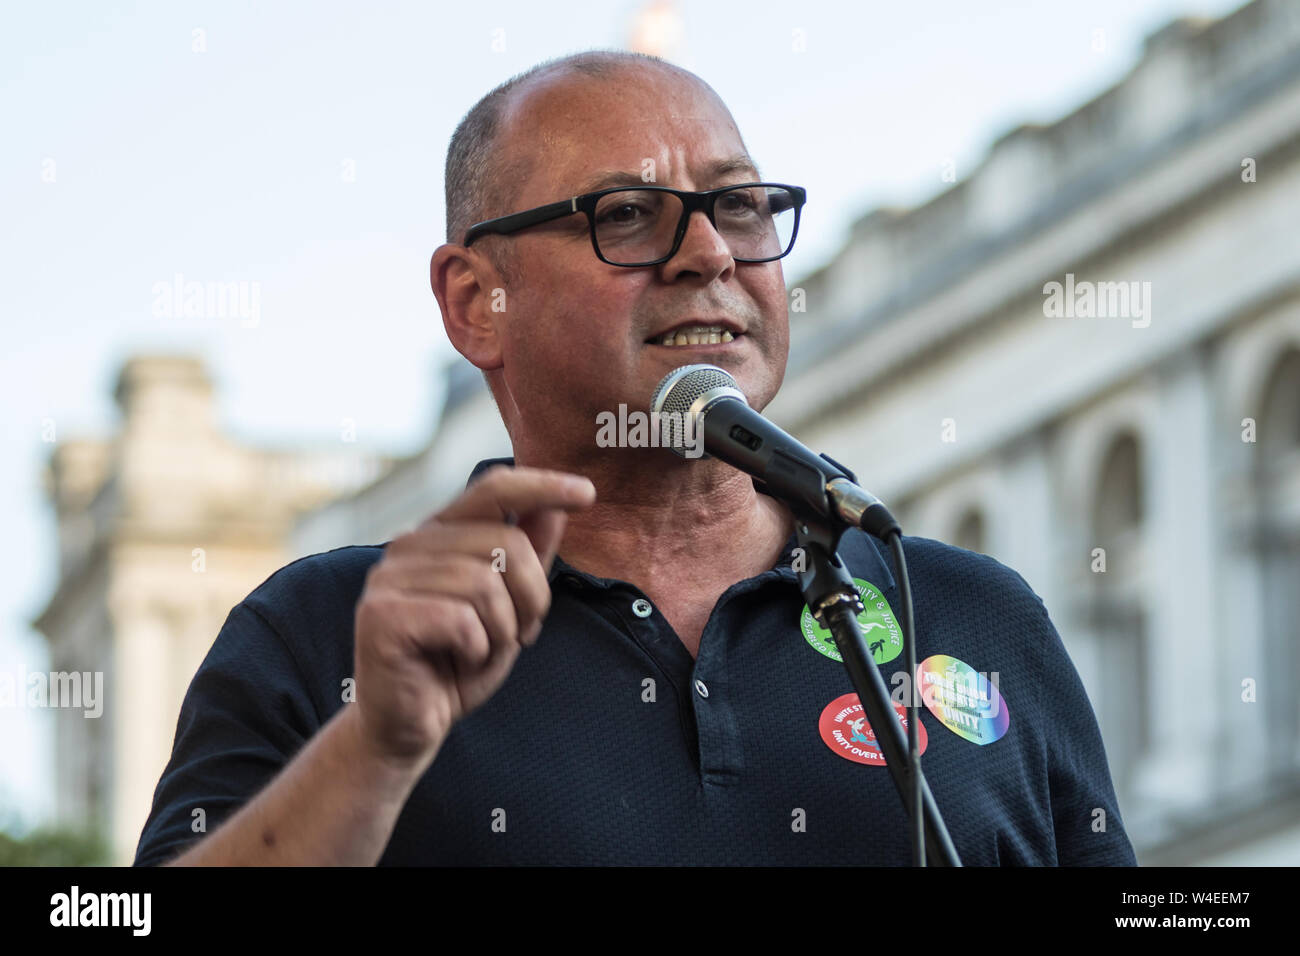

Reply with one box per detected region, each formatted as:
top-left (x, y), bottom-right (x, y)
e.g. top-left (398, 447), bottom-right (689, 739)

top-left (430, 244), bottom-right (505, 371)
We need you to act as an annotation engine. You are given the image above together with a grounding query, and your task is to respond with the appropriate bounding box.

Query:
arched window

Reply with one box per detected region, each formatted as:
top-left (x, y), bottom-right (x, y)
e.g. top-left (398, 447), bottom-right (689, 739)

top-left (1094, 433), bottom-right (1143, 541)
top-left (1258, 348), bottom-right (1300, 460)
top-left (1254, 348), bottom-right (1300, 776)
top-left (1090, 430), bottom-right (1148, 805)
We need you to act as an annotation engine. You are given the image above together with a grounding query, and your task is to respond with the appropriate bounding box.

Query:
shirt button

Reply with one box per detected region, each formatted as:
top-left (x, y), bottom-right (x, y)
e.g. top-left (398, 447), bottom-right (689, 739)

top-left (695, 679), bottom-right (709, 698)
top-left (631, 598), bottom-right (653, 618)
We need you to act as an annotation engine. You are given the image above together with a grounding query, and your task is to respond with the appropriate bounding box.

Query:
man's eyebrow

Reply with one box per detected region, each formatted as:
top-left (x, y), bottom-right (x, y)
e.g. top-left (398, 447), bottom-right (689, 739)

top-left (570, 156), bottom-right (761, 195)
top-left (709, 156), bottom-right (761, 181)
top-left (572, 170), bottom-right (647, 194)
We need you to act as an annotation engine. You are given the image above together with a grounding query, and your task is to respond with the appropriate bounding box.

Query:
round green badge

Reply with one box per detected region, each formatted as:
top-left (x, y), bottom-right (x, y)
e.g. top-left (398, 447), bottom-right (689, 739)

top-left (799, 578), bottom-right (901, 664)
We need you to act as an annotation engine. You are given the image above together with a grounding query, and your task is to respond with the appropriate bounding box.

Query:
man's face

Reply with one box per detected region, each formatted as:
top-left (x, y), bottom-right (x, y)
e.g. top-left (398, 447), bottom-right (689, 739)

top-left (486, 65), bottom-right (790, 446)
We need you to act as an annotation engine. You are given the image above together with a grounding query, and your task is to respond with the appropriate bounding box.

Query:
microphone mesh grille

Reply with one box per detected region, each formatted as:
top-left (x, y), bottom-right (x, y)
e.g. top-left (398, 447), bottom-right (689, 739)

top-left (657, 365), bottom-right (740, 421)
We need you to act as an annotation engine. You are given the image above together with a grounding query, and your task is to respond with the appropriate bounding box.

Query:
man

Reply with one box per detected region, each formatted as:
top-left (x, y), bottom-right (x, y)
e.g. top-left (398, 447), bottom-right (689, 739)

top-left (134, 50), bottom-right (1136, 866)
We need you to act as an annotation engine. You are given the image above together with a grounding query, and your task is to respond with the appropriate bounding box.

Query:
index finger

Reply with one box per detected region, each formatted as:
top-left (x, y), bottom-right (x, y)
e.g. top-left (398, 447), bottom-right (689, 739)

top-left (428, 465), bottom-right (596, 526)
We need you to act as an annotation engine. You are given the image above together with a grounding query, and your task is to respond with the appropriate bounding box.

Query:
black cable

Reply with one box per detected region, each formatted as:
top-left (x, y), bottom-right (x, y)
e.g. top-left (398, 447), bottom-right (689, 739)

top-left (887, 529), bottom-right (923, 867)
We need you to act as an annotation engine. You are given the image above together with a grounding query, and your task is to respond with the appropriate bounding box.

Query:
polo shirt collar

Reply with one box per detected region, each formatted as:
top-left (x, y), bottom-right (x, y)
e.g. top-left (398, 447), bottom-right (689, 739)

top-left (464, 456), bottom-right (895, 594)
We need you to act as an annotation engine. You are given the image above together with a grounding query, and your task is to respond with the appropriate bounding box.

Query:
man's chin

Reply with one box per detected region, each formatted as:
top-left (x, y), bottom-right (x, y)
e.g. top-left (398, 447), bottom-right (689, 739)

top-left (634, 346), bottom-right (785, 414)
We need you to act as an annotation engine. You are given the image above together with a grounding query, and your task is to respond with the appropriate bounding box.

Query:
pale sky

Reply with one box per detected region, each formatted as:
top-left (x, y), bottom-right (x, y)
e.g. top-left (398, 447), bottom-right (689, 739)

top-left (0, 0), bottom-right (1246, 830)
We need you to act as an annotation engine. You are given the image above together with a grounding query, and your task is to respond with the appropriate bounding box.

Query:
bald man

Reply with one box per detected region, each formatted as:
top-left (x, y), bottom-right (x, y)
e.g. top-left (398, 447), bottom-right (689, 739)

top-left (135, 51), bottom-right (1137, 866)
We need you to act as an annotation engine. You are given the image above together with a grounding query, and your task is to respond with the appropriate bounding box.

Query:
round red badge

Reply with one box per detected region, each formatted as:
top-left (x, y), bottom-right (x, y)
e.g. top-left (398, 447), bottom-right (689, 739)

top-left (818, 692), bottom-right (927, 765)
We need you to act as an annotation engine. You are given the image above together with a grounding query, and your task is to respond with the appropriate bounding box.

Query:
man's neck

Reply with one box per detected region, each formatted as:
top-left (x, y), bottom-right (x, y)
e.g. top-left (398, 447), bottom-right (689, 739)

top-left (513, 446), bottom-right (793, 587)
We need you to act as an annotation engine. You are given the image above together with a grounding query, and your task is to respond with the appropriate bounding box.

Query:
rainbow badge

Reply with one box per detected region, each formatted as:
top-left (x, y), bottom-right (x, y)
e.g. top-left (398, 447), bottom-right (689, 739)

top-left (915, 655), bottom-right (1009, 745)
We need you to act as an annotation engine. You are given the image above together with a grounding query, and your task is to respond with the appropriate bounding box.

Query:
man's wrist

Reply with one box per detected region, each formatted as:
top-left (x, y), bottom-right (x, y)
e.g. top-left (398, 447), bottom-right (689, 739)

top-left (335, 705), bottom-right (439, 795)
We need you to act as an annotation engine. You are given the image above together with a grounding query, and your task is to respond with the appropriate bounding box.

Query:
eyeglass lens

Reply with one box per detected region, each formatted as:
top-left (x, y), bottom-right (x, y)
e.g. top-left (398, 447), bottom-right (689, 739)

top-left (591, 186), bottom-right (797, 264)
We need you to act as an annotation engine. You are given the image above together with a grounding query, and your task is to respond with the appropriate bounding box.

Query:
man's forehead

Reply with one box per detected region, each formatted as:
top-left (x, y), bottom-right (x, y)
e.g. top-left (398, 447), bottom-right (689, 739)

top-left (507, 59), bottom-right (718, 117)
top-left (498, 64), bottom-right (750, 197)
top-left (572, 156), bottom-right (759, 195)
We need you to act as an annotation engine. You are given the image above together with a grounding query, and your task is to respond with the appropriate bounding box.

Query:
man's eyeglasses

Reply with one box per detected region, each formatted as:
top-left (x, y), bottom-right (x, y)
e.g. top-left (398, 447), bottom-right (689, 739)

top-left (463, 182), bottom-right (806, 267)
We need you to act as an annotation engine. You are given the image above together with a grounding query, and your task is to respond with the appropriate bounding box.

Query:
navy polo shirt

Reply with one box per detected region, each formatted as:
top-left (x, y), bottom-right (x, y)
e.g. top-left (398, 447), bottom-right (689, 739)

top-left (134, 456), bottom-right (1137, 866)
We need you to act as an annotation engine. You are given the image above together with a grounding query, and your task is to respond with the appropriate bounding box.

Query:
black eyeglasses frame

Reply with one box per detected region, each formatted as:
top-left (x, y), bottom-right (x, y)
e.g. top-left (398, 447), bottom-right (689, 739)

top-left (462, 181), bottom-right (806, 267)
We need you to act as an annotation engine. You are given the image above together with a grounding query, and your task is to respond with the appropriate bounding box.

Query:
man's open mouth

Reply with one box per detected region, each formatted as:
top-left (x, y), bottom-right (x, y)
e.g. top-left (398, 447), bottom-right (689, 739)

top-left (648, 324), bottom-right (739, 347)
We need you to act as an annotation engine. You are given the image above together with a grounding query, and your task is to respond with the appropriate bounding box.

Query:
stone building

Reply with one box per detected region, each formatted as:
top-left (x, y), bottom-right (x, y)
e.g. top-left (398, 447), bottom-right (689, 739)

top-left (33, 356), bottom-right (390, 863)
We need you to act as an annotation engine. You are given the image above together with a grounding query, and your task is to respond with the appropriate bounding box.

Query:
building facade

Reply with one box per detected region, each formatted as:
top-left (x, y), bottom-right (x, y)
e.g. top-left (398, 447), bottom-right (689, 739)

top-left (765, 2), bottom-right (1300, 864)
top-left (34, 356), bottom-right (391, 863)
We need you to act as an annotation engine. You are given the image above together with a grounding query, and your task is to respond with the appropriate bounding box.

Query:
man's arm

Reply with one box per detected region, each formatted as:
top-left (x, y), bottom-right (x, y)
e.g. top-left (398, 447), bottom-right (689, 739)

top-left (136, 466), bottom-right (595, 867)
top-left (164, 705), bottom-right (431, 866)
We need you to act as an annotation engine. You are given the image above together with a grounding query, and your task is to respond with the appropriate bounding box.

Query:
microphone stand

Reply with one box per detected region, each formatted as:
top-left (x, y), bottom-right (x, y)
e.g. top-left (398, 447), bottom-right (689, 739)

top-left (650, 363), bottom-right (960, 865)
top-left (794, 512), bottom-right (962, 867)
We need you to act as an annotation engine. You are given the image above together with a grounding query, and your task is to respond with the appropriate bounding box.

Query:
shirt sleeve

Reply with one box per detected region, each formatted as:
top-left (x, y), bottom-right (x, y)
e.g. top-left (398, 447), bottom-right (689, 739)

top-left (132, 601), bottom-right (323, 866)
top-left (1018, 573), bottom-right (1138, 866)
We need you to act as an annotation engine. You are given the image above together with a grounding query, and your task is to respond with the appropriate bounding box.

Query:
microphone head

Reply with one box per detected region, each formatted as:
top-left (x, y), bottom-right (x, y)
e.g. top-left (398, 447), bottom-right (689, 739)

top-left (649, 364), bottom-right (748, 458)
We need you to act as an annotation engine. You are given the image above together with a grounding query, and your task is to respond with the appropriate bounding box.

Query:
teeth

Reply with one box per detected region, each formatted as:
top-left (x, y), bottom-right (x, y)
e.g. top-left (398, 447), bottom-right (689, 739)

top-left (657, 324), bottom-right (740, 346)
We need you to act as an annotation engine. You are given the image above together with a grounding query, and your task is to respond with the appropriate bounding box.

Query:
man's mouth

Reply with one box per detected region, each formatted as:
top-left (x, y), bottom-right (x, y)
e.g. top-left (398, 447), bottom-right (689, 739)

top-left (647, 324), bottom-right (741, 347)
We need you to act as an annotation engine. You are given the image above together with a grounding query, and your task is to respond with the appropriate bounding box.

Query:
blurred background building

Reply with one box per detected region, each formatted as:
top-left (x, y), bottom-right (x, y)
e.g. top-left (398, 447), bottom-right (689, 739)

top-left (769, 2), bottom-right (1300, 864)
top-left (30, 0), bottom-right (1300, 864)
top-left (33, 357), bottom-right (391, 863)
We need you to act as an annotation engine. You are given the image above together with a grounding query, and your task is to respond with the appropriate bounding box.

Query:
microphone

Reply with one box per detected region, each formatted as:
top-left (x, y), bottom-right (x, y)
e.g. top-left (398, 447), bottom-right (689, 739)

top-left (649, 364), bottom-right (900, 540)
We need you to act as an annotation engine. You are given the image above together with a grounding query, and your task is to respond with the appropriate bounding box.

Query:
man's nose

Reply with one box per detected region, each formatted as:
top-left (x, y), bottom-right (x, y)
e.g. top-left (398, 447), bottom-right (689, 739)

top-left (660, 209), bottom-right (734, 283)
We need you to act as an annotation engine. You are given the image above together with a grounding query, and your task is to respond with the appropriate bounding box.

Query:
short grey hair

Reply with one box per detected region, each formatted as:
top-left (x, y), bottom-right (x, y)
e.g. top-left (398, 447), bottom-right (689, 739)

top-left (443, 50), bottom-right (706, 275)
